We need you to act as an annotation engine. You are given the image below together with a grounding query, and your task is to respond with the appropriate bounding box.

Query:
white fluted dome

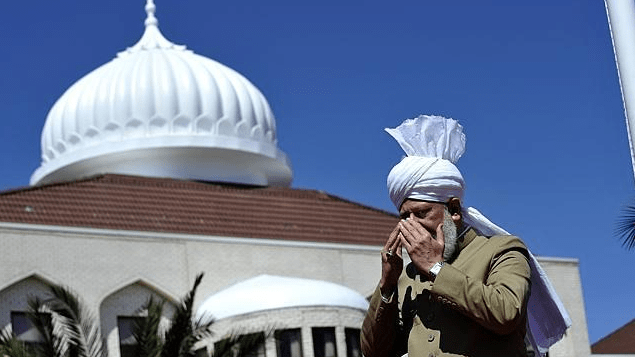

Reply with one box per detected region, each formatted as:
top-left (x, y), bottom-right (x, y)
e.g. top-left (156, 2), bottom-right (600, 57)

top-left (196, 275), bottom-right (369, 320)
top-left (31, 1), bottom-right (292, 187)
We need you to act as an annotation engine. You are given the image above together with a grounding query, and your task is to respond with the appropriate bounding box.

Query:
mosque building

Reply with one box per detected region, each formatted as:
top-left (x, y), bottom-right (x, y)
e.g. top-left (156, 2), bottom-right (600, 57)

top-left (0, 2), bottom-right (592, 356)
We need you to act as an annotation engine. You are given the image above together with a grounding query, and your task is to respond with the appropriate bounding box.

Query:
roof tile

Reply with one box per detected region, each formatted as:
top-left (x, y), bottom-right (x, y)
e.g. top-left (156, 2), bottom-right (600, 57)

top-left (0, 174), bottom-right (398, 246)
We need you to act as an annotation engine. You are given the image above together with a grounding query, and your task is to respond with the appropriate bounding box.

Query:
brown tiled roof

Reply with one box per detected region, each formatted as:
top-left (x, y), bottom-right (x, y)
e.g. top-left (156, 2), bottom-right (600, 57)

top-left (0, 174), bottom-right (397, 246)
top-left (591, 318), bottom-right (635, 354)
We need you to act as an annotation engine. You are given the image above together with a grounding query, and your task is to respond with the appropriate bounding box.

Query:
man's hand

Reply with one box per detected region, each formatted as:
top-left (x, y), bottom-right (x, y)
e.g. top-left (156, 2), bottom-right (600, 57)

top-left (379, 224), bottom-right (403, 297)
top-left (399, 216), bottom-right (444, 276)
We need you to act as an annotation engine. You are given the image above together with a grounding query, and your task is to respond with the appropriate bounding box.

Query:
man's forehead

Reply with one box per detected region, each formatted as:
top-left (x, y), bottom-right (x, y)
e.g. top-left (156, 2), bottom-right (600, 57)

top-left (399, 199), bottom-right (445, 212)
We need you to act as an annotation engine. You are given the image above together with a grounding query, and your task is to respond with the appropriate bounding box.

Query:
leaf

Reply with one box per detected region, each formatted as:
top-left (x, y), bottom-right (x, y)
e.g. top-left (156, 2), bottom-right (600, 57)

top-left (133, 296), bottom-right (166, 357)
top-left (616, 201), bottom-right (635, 250)
top-left (38, 284), bottom-right (105, 357)
top-left (26, 297), bottom-right (66, 357)
top-left (0, 328), bottom-right (33, 357)
top-left (162, 273), bottom-right (211, 357)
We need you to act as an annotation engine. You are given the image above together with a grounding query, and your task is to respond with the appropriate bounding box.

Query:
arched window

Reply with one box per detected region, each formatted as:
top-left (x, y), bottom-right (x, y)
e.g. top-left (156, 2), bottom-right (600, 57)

top-left (99, 280), bottom-right (176, 357)
top-left (0, 274), bottom-right (54, 349)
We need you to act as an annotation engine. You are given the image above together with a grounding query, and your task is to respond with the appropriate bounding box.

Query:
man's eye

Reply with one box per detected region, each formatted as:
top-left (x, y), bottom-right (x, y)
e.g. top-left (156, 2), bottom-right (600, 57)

top-left (414, 211), bottom-right (429, 219)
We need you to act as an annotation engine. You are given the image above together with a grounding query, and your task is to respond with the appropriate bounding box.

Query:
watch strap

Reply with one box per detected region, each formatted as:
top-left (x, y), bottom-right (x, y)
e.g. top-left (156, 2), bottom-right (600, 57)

top-left (429, 261), bottom-right (444, 279)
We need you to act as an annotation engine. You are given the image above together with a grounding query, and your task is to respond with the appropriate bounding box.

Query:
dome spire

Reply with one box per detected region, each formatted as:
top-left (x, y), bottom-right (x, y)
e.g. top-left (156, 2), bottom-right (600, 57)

top-left (118, 0), bottom-right (185, 56)
top-left (144, 0), bottom-right (158, 27)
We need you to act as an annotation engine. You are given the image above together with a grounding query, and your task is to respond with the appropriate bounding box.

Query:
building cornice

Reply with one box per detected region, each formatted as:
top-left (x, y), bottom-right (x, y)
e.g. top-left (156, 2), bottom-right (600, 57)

top-left (0, 221), bottom-right (381, 252)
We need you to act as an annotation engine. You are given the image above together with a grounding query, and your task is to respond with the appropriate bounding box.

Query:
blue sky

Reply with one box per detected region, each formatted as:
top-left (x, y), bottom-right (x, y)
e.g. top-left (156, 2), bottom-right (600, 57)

top-left (0, 0), bottom-right (632, 344)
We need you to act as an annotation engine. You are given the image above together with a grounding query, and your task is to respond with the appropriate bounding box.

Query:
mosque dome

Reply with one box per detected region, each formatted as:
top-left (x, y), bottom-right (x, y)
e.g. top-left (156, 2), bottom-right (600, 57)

top-left (30, 1), bottom-right (292, 187)
top-left (196, 275), bottom-right (369, 320)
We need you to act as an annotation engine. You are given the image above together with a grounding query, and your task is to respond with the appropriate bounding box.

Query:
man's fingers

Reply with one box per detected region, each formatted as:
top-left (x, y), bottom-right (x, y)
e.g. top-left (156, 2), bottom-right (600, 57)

top-left (408, 213), bottom-right (428, 237)
top-left (388, 237), bottom-right (402, 257)
top-left (397, 225), bottom-right (411, 250)
top-left (400, 217), bottom-right (431, 241)
top-left (383, 224), bottom-right (400, 251)
top-left (381, 224), bottom-right (404, 259)
top-left (436, 222), bottom-right (445, 246)
top-left (399, 218), bottom-right (422, 245)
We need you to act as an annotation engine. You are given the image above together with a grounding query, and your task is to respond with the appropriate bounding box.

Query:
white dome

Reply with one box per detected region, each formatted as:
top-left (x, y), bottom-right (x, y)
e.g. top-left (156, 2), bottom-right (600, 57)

top-left (196, 275), bottom-right (369, 320)
top-left (31, 1), bottom-right (292, 187)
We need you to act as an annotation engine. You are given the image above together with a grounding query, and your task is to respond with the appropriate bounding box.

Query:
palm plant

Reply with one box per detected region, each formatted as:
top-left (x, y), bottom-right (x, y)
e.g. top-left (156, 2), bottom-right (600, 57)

top-left (0, 284), bottom-right (105, 357)
top-left (1, 272), bottom-right (264, 357)
top-left (162, 273), bottom-right (213, 357)
top-left (132, 296), bottom-right (164, 357)
top-left (34, 285), bottom-right (104, 357)
top-left (616, 202), bottom-right (635, 250)
top-left (24, 298), bottom-right (64, 357)
top-left (0, 328), bottom-right (31, 357)
top-left (131, 273), bottom-right (215, 357)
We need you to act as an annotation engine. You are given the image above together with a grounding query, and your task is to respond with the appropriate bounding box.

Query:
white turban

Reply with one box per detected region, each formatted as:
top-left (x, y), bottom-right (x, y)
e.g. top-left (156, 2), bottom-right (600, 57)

top-left (385, 115), bottom-right (571, 356)
top-left (386, 115), bottom-right (465, 208)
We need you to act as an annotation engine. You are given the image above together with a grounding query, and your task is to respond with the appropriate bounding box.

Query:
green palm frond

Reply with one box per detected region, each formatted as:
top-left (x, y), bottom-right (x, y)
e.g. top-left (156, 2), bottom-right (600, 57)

top-left (616, 201), bottom-right (635, 250)
top-left (176, 314), bottom-right (215, 357)
top-left (0, 328), bottom-right (33, 357)
top-left (38, 284), bottom-right (105, 357)
top-left (162, 273), bottom-right (207, 357)
top-left (26, 297), bottom-right (66, 357)
top-left (133, 296), bottom-right (166, 357)
top-left (191, 314), bottom-right (215, 343)
top-left (129, 272), bottom-right (216, 357)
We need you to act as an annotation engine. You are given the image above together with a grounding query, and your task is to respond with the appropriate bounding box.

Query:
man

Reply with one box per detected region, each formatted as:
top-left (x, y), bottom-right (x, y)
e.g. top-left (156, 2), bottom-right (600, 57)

top-left (361, 115), bottom-right (569, 357)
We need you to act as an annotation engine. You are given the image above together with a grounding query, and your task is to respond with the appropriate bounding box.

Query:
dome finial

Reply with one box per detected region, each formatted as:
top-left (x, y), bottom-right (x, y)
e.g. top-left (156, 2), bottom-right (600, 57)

top-left (119, 0), bottom-right (185, 54)
top-left (145, 0), bottom-right (158, 27)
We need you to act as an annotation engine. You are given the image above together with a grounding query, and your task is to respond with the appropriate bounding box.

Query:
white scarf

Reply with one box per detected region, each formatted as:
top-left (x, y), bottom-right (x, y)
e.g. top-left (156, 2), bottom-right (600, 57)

top-left (386, 115), bottom-right (571, 356)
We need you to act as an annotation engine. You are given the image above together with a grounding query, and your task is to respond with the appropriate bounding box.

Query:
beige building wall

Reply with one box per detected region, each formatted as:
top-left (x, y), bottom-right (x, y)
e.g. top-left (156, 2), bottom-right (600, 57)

top-left (539, 257), bottom-right (591, 357)
top-left (0, 222), bottom-right (589, 357)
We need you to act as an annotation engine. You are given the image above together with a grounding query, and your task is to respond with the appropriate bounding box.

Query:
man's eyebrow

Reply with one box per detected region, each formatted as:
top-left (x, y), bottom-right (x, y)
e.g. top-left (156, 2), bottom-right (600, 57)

top-left (400, 207), bottom-right (431, 217)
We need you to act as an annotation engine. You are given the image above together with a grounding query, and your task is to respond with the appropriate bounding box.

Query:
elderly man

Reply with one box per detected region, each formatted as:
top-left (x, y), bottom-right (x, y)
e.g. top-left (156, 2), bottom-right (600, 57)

top-left (361, 115), bottom-right (569, 357)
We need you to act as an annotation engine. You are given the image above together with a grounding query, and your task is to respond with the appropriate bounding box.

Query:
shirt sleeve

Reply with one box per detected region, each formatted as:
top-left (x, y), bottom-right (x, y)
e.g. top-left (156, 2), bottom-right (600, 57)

top-left (430, 235), bottom-right (531, 335)
top-left (361, 285), bottom-right (400, 357)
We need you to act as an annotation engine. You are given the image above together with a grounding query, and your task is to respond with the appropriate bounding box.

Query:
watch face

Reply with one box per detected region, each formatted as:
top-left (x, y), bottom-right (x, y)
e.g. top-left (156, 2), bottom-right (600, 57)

top-left (430, 262), bottom-right (443, 276)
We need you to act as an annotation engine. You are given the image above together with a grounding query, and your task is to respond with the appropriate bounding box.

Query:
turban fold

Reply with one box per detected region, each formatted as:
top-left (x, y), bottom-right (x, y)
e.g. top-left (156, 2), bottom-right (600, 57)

top-left (385, 114), bottom-right (571, 357)
top-left (386, 115), bottom-right (465, 208)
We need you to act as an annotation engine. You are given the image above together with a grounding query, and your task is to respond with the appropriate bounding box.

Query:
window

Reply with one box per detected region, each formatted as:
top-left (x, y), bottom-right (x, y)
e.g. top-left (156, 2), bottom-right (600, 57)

top-left (118, 316), bottom-right (143, 357)
top-left (276, 328), bottom-right (303, 357)
top-left (11, 311), bottom-right (47, 352)
top-left (214, 332), bottom-right (266, 357)
top-left (312, 327), bottom-right (336, 357)
top-left (344, 329), bottom-right (361, 357)
top-left (241, 332), bottom-right (266, 357)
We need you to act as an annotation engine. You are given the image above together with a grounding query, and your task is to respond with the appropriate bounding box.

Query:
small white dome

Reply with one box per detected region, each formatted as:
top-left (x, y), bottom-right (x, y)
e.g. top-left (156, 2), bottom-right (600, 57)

top-left (31, 1), bottom-right (292, 187)
top-left (197, 275), bottom-right (369, 320)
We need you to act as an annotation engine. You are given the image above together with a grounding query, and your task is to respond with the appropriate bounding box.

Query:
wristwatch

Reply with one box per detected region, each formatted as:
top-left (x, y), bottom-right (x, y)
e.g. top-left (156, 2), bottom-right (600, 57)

top-left (428, 261), bottom-right (444, 279)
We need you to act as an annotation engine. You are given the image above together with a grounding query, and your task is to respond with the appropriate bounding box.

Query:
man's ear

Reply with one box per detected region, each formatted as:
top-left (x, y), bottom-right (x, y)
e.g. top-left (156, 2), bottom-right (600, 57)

top-left (447, 197), bottom-right (462, 222)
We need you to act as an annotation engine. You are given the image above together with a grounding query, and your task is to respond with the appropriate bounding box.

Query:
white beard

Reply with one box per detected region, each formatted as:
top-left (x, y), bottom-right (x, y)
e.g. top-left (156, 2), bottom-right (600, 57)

top-left (441, 208), bottom-right (458, 261)
top-left (404, 209), bottom-right (460, 279)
